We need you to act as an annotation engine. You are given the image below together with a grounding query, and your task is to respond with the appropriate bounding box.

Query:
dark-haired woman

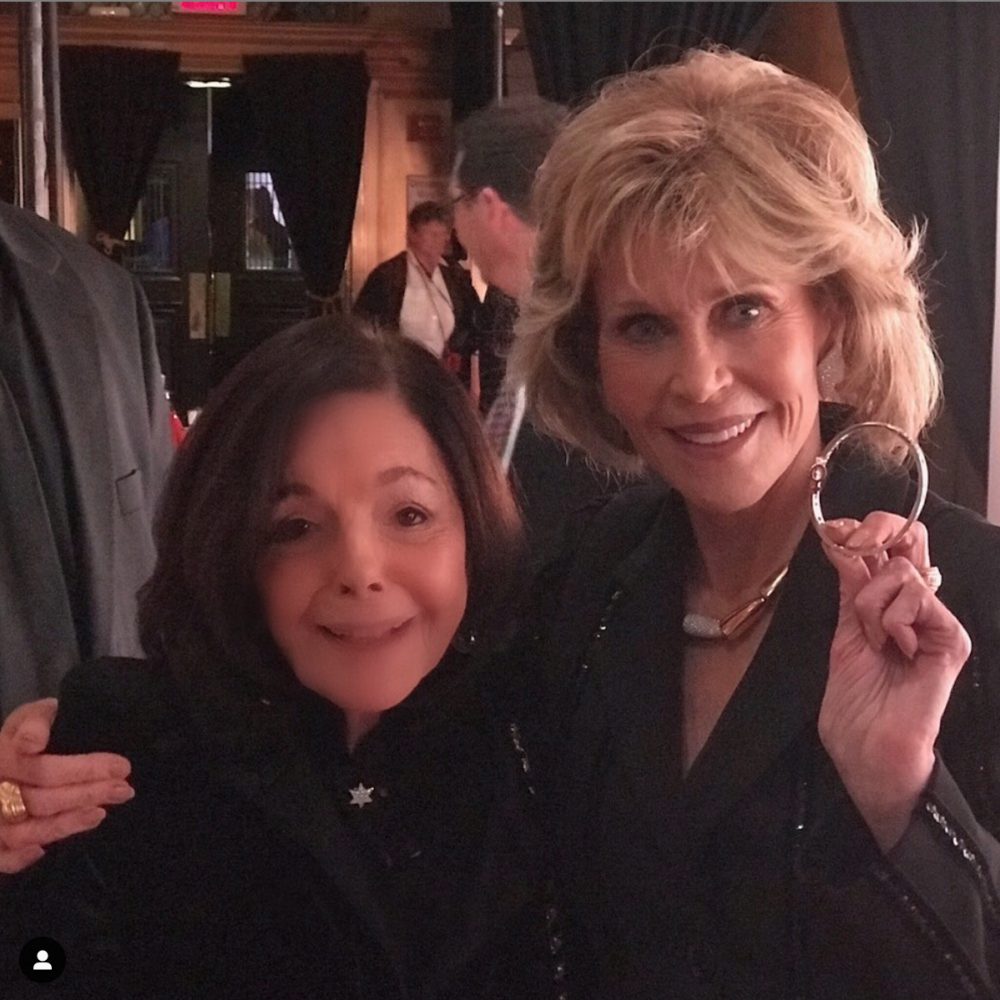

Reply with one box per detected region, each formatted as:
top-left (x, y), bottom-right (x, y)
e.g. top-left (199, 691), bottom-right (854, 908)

top-left (0, 317), bottom-right (560, 1000)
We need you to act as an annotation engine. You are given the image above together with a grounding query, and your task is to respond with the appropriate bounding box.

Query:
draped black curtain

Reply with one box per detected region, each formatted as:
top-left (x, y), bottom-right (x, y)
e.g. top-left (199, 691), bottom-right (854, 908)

top-left (450, 2), bottom-right (501, 121)
top-left (243, 54), bottom-right (370, 302)
top-left (839, 3), bottom-right (1000, 503)
top-left (521, 2), bottom-right (769, 104)
top-left (60, 46), bottom-right (180, 251)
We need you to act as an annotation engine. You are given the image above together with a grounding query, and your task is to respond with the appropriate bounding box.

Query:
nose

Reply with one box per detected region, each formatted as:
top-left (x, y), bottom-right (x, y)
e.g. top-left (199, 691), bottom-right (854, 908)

top-left (332, 527), bottom-right (384, 596)
top-left (667, 328), bottom-right (731, 405)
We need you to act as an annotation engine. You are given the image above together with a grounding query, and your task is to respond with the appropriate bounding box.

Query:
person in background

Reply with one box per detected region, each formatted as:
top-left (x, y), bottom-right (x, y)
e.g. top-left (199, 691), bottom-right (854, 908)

top-left (0, 200), bottom-right (173, 720)
top-left (354, 201), bottom-right (479, 361)
top-left (246, 186), bottom-right (291, 270)
top-left (451, 98), bottom-right (563, 411)
top-left (451, 98), bottom-right (614, 562)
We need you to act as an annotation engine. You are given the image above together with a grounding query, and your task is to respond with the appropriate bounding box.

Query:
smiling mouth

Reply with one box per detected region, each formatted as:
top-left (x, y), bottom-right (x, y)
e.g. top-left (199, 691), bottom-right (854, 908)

top-left (319, 619), bottom-right (414, 646)
top-left (669, 414), bottom-right (761, 446)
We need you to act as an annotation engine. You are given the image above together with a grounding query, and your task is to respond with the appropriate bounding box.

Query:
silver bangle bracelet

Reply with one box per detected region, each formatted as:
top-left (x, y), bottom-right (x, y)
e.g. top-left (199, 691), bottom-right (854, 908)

top-left (809, 421), bottom-right (928, 557)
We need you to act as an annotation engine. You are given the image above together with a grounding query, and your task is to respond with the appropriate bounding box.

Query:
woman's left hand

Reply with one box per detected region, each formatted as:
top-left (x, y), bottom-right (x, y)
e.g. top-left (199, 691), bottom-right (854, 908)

top-left (818, 513), bottom-right (971, 853)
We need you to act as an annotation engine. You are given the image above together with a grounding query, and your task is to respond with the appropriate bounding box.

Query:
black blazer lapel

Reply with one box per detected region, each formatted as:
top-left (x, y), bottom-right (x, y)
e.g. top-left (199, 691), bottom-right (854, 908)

top-left (676, 527), bottom-right (840, 843)
top-left (568, 497), bottom-right (689, 861)
top-left (238, 751), bottom-right (400, 964)
top-left (186, 697), bottom-right (404, 983)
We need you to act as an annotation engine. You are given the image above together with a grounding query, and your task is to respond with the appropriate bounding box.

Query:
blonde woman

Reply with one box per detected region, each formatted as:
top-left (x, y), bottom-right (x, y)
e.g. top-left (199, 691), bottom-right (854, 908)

top-left (513, 49), bottom-right (999, 999)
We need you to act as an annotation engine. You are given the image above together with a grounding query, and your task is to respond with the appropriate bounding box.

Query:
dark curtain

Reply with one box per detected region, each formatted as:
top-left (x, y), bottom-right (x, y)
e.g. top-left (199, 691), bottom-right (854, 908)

top-left (521, 2), bottom-right (769, 104)
top-left (450, 3), bottom-right (501, 121)
top-left (839, 3), bottom-right (1000, 504)
top-left (60, 47), bottom-right (180, 251)
top-left (243, 54), bottom-right (370, 302)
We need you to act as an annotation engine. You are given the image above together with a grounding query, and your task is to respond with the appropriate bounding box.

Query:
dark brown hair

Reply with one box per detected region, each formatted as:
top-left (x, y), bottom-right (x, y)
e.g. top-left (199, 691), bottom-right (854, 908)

top-left (454, 97), bottom-right (567, 222)
top-left (139, 315), bottom-right (521, 698)
top-left (407, 200), bottom-right (451, 230)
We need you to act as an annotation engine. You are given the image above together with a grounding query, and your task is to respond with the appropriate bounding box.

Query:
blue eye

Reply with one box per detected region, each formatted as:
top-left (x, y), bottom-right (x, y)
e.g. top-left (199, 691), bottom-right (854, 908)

top-left (721, 297), bottom-right (766, 328)
top-left (615, 314), bottom-right (669, 345)
top-left (396, 506), bottom-right (429, 527)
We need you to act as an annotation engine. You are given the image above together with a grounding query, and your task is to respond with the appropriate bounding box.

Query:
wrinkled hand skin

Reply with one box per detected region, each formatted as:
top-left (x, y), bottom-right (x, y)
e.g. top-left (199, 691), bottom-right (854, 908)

top-left (818, 513), bottom-right (971, 853)
top-left (0, 698), bottom-right (134, 874)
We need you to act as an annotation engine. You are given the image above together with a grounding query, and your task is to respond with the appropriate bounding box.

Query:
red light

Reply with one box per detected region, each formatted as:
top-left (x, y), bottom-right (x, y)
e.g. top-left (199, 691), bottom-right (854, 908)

top-left (175, 2), bottom-right (245, 14)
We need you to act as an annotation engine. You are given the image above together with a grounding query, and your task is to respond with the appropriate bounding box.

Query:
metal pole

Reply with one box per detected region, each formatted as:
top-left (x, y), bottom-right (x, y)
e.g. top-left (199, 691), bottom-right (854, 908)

top-left (494, 1), bottom-right (505, 105)
top-left (17, 4), bottom-right (34, 210)
top-left (27, 2), bottom-right (47, 218)
top-left (42, 2), bottom-right (64, 227)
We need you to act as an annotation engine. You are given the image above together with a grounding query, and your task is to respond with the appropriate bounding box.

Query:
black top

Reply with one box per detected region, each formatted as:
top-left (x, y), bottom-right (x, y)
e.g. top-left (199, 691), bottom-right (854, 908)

top-left (352, 251), bottom-right (480, 356)
top-left (521, 436), bottom-right (1000, 999)
top-left (0, 653), bottom-right (562, 1000)
top-left (469, 286), bottom-right (517, 413)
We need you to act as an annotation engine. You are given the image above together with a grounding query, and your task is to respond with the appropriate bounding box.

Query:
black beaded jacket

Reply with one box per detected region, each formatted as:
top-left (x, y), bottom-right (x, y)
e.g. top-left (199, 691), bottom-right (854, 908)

top-left (517, 435), bottom-right (1000, 1000)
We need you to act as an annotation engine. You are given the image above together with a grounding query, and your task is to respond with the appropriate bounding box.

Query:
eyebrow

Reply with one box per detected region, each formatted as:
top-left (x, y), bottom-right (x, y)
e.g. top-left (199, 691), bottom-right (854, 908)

top-left (376, 465), bottom-right (441, 489)
top-left (605, 285), bottom-right (772, 314)
top-left (273, 466), bottom-right (441, 503)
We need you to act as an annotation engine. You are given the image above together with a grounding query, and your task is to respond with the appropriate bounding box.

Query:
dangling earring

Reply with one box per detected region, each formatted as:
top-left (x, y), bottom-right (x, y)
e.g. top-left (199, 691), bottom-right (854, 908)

top-left (818, 345), bottom-right (844, 401)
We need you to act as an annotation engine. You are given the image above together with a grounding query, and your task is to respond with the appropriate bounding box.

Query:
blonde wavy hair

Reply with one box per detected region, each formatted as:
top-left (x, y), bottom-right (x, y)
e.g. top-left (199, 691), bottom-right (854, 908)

top-left (511, 48), bottom-right (941, 472)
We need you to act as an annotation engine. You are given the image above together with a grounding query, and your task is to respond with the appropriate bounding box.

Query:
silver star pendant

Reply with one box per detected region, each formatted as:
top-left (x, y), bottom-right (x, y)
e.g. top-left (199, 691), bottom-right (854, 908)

top-left (348, 783), bottom-right (375, 809)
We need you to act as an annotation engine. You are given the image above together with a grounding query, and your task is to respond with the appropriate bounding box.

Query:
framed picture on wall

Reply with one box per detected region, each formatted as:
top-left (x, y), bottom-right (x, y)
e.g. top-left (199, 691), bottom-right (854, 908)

top-left (406, 175), bottom-right (450, 212)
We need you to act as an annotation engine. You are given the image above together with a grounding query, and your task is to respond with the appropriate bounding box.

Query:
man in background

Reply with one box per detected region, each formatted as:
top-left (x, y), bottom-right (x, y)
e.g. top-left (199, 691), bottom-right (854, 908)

top-left (354, 200), bottom-right (478, 360)
top-left (0, 201), bottom-right (173, 717)
top-left (450, 98), bottom-right (616, 560)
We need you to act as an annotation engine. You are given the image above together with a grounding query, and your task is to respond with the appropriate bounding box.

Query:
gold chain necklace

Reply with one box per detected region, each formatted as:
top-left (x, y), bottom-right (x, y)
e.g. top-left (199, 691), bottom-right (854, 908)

top-left (682, 564), bottom-right (790, 641)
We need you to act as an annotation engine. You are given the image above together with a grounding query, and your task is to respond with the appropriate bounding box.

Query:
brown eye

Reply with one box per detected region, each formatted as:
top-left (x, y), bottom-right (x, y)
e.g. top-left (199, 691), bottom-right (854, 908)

top-left (267, 518), bottom-right (315, 544)
top-left (396, 506), bottom-right (429, 528)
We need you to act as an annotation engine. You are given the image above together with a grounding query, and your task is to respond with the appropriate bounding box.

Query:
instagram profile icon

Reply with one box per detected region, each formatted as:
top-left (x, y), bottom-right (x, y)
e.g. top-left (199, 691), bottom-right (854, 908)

top-left (19, 938), bottom-right (66, 983)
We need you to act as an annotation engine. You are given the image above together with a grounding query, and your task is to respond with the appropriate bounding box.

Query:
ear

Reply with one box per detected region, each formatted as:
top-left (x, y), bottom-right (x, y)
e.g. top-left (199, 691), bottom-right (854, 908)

top-left (476, 186), bottom-right (506, 220)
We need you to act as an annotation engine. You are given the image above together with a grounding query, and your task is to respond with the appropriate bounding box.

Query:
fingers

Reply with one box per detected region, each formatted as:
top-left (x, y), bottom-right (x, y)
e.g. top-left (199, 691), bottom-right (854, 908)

top-left (10, 751), bottom-right (131, 787)
top-left (0, 845), bottom-right (45, 875)
top-left (22, 778), bottom-right (134, 819)
top-left (852, 557), bottom-right (969, 665)
top-left (824, 513), bottom-right (930, 572)
top-left (822, 521), bottom-right (872, 607)
top-left (822, 513), bottom-right (934, 603)
top-left (0, 698), bottom-right (58, 752)
top-left (0, 807), bottom-right (107, 855)
top-left (0, 701), bottom-right (133, 871)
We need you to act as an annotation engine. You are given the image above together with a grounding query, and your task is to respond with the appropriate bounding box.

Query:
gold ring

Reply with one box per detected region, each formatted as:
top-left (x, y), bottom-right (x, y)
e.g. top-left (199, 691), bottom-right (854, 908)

top-left (922, 566), bottom-right (942, 593)
top-left (0, 780), bottom-right (28, 824)
top-left (810, 421), bottom-right (928, 558)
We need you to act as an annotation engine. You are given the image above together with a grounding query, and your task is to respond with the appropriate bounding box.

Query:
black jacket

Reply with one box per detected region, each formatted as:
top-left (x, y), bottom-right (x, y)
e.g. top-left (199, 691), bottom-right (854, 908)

top-left (0, 654), bottom-right (564, 1000)
top-left (353, 251), bottom-right (479, 353)
top-left (524, 442), bottom-right (1000, 1000)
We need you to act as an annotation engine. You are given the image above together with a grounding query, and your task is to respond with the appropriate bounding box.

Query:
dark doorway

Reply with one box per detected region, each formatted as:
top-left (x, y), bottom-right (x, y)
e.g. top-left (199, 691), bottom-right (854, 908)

top-left (122, 80), bottom-right (308, 418)
top-left (0, 121), bottom-right (18, 204)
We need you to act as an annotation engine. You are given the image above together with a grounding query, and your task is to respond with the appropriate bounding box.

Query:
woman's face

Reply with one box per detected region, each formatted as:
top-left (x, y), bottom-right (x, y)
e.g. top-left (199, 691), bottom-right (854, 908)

top-left (257, 391), bottom-right (468, 714)
top-left (595, 248), bottom-right (829, 515)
